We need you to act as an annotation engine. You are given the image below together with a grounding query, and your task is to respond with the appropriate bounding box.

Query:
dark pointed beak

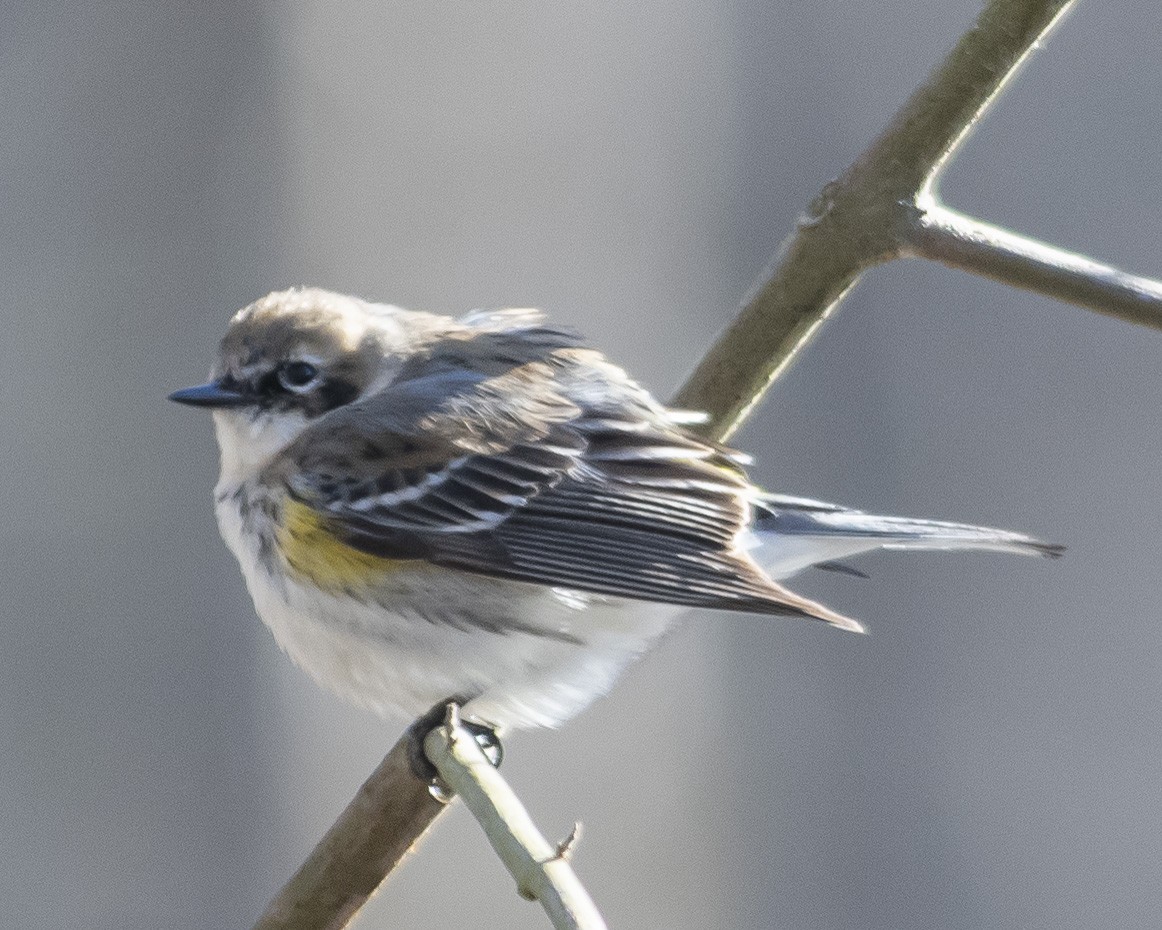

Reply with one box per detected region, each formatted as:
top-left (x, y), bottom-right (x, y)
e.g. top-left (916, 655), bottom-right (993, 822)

top-left (168, 380), bottom-right (250, 409)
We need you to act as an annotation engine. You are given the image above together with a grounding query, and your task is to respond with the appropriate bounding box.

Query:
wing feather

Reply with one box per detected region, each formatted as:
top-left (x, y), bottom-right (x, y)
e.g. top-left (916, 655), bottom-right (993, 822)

top-left (273, 343), bottom-right (856, 627)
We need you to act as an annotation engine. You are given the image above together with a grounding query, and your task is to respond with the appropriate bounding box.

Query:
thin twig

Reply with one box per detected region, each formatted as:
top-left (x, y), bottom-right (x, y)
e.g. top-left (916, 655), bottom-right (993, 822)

top-left (555, 822), bottom-right (583, 861)
top-left (423, 710), bottom-right (608, 930)
top-left (905, 201), bottom-right (1162, 330)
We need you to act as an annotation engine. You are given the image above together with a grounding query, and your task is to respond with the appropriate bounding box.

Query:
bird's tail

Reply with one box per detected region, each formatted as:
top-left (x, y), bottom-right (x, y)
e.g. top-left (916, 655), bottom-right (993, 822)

top-left (751, 492), bottom-right (1064, 582)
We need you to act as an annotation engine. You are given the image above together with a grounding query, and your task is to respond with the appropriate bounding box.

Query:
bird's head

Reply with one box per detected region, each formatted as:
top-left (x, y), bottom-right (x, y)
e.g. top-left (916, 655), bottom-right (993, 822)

top-left (169, 287), bottom-right (444, 480)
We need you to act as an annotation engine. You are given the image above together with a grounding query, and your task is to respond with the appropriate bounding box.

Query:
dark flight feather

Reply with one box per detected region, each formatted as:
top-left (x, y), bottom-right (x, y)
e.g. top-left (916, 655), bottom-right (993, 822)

top-left (271, 334), bottom-right (857, 628)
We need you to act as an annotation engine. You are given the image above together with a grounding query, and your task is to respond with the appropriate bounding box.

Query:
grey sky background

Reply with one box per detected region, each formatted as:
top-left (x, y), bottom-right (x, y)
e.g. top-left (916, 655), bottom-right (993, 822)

top-left (1, 2), bottom-right (1160, 928)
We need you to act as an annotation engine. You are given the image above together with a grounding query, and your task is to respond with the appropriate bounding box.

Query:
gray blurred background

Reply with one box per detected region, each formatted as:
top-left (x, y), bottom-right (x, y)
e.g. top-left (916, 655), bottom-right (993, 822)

top-left (1, 2), bottom-right (1160, 928)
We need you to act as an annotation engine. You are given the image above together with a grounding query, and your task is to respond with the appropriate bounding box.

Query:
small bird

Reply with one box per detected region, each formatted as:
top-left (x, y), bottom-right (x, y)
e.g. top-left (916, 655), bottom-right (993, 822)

top-left (171, 288), bottom-right (1060, 733)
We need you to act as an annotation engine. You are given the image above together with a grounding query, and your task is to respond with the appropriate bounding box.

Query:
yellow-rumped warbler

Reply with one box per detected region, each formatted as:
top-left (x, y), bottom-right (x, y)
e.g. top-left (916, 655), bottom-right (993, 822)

top-left (171, 288), bottom-right (1060, 731)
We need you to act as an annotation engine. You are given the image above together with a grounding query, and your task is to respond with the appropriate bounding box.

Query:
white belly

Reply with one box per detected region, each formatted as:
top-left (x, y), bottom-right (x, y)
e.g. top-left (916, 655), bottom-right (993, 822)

top-left (215, 482), bottom-right (679, 730)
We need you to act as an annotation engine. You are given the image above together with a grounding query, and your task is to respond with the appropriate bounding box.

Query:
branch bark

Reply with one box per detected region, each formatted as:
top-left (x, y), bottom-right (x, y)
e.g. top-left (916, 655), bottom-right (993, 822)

top-left (251, 736), bottom-right (447, 930)
top-left (905, 200), bottom-right (1162, 330)
top-left (252, 1), bottom-right (1162, 927)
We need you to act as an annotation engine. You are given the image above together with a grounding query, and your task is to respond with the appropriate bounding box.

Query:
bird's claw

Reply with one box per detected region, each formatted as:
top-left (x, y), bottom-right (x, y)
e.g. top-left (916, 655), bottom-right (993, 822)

top-left (406, 697), bottom-right (503, 796)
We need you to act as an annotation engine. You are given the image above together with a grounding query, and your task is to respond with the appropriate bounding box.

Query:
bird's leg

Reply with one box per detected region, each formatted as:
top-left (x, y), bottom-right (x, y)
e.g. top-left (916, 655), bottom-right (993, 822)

top-left (406, 696), bottom-right (504, 792)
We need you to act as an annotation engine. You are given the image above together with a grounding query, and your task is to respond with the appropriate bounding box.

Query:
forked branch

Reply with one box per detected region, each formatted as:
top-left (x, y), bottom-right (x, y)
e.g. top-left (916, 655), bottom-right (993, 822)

top-left (674, 0), bottom-right (1162, 443)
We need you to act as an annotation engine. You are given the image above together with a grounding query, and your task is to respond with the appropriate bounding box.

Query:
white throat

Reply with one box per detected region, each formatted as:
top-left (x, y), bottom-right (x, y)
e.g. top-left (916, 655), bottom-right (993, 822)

top-left (212, 409), bottom-right (308, 485)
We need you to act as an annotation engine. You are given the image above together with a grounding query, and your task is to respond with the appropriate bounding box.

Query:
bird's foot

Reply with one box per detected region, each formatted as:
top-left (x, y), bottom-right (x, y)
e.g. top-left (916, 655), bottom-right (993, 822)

top-left (407, 697), bottom-right (503, 799)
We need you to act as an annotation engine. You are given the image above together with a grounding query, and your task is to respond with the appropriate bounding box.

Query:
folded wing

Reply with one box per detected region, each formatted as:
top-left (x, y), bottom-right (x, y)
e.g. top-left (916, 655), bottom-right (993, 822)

top-left (272, 351), bottom-right (861, 630)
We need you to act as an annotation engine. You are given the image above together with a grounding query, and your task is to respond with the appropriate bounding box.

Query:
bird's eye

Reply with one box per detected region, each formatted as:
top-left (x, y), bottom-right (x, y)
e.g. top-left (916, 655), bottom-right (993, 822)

top-left (277, 361), bottom-right (320, 392)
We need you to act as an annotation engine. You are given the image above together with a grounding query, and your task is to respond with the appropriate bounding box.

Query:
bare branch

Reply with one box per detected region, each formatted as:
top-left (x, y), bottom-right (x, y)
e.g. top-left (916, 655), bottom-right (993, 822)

top-left (671, 0), bottom-right (1158, 442)
top-left (905, 201), bottom-right (1162, 330)
top-left (867, 1), bottom-right (1076, 195)
top-left (423, 710), bottom-right (608, 930)
top-left (251, 735), bottom-right (448, 930)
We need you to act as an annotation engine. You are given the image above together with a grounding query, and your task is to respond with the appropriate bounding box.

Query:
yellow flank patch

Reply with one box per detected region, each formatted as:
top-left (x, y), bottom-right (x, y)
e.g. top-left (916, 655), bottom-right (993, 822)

top-left (278, 498), bottom-right (411, 590)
